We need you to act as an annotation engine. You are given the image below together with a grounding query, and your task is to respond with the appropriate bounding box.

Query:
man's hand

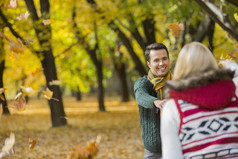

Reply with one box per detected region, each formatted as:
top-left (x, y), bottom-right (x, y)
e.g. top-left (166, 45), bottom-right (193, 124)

top-left (154, 99), bottom-right (168, 109)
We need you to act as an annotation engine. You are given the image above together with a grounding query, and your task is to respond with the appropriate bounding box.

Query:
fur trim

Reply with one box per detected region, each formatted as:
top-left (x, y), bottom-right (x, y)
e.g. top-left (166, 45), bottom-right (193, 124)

top-left (166, 69), bottom-right (234, 90)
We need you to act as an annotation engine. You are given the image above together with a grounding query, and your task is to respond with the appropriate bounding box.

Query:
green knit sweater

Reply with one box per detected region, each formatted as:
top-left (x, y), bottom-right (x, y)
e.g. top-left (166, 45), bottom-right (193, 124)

top-left (134, 75), bottom-right (162, 153)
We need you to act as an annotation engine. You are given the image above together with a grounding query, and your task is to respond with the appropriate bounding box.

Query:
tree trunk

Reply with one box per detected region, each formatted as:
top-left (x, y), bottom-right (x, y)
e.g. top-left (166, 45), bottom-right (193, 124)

top-left (96, 61), bottom-right (105, 111)
top-left (71, 5), bottom-right (106, 111)
top-left (41, 49), bottom-right (67, 127)
top-left (115, 62), bottom-right (130, 102)
top-left (0, 60), bottom-right (10, 114)
top-left (192, 16), bottom-right (212, 42)
top-left (76, 87), bottom-right (82, 101)
top-left (25, 0), bottom-right (67, 127)
top-left (142, 17), bottom-right (156, 45)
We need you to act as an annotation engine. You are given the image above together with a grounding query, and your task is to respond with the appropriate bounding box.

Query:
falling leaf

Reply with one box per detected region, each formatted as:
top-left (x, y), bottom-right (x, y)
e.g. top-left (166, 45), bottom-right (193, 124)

top-left (20, 86), bottom-right (35, 96)
top-left (29, 138), bottom-right (37, 150)
top-left (0, 32), bottom-right (10, 42)
top-left (168, 22), bottom-right (183, 38)
top-left (0, 104), bottom-right (2, 119)
top-left (67, 135), bottom-right (101, 159)
top-left (8, 39), bottom-right (26, 54)
top-left (49, 80), bottom-right (61, 86)
top-left (0, 88), bottom-right (6, 101)
top-left (0, 95), bottom-right (5, 101)
top-left (8, 51), bottom-right (17, 61)
top-left (42, 19), bottom-right (55, 25)
top-left (0, 88), bottom-right (6, 94)
top-left (0, 133), bottom-right (15, 158)
top-left (5, 0), bottom-right (17, 8)
top-left (31, 68), bottom-right (44, 76)
top-left (25, 37), bottom-right (33, 44)
top-left (16, 11), bottom-right (30, 21)
top-left (43, 88), bottom-right (53, 100)
top-left (234, 13), bottom-right (238, 22)
top-left (13, 92), bottom-right (26, 111)
top-left (228, 43), bottom-right (238, 59)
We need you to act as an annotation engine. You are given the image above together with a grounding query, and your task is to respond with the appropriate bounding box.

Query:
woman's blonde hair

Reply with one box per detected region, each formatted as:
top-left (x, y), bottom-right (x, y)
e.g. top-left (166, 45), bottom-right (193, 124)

top-left (173, 42), bottom-right (218, 80)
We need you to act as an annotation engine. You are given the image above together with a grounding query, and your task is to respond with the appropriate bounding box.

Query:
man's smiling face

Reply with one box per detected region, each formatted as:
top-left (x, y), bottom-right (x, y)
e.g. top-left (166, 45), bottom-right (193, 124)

top-left (147, 49), bottom-right (170, 77)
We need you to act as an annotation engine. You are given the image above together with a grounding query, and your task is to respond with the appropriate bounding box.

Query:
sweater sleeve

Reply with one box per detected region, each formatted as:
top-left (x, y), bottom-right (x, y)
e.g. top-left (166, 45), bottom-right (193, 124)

top-left (161, 99), bottom-right (184, 159)
top-left (134, 77), bottom-right (158, 109)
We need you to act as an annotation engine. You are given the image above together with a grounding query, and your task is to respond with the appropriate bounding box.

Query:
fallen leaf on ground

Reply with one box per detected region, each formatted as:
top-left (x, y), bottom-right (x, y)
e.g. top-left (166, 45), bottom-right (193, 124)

top-left (29, 138), bottom-right (38, 150)
top-left (67, 135), bottom-right (101, 159)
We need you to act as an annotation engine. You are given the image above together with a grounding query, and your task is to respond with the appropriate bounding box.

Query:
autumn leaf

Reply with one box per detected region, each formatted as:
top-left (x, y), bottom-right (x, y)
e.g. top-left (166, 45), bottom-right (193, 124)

top-left (0, 104), bottom-right (2, 119)
top-left (5, 0), bottom-right (17, 8)
top-left (228, 43), bottom-right (238, 59)
top-left (234, 13), bottom-right (238, 22)
top-left (168, 22), bottom-right (183, 38)
top-left (0, 32), bottom-right (11, 42)
top-left (0, 88), bottom-right (6, 101)
top-left (49, 80), bottom-right (61, 86)
top-left (0, 133), bottom-right (15, 158)
top-left (31, 68), bottom-right (44, 76)
top-left (0, 95), bottom-right (5, 102)
top-left (8, 39), bottom-right (26, 54)
top-left (13, 92), bottom-right (26, 111)
top-left (67, 135), bottom-right (101, 159)
top-left (0, 88), bottom-right (6, 94)
top-left (20, 86), bottom-right (35, 96)
top-left (16, 11), bottom-right (30, 21)
top-left (29, 138), bottom-right (37, 150)
top-left (42, 19), bottom-right (55, 25)
top-left (43, 88), bottom-right (53, 100)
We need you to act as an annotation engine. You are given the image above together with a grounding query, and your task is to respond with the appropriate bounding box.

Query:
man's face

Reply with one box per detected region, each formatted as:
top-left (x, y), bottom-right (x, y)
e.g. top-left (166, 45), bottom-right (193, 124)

top-left (147, 49), bottom-right (170, 77)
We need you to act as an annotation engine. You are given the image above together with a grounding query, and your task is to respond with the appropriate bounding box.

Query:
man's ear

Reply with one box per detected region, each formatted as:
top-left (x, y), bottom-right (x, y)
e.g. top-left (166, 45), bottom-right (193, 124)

top-left (147, 61), bottom-right (151, 69)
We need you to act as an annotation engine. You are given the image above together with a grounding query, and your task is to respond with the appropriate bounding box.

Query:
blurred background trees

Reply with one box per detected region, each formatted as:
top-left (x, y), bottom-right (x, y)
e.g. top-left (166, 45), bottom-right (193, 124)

top-left (0, 0), bottom-right (237, 127)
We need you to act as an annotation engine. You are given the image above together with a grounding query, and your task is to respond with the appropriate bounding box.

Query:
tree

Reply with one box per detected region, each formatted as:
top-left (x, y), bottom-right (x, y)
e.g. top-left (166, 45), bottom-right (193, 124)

top-left (24, 0), bottom-right (67, 127)
top-left (195, 0), bottom-right (238, 42)
top-left (72, 3), bottom-right (106, 111)
top-left (109, 42), bottom-right (130, 102)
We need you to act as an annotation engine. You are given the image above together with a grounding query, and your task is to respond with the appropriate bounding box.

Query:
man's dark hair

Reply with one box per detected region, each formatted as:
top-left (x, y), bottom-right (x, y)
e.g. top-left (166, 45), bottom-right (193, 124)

top-left (145, 43), bottom-right (169, 62)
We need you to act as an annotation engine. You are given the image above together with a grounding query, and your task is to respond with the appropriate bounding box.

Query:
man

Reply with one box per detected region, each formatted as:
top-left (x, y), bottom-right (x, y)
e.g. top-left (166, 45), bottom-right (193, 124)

top-left (134, 43), bottom-right (171, 159)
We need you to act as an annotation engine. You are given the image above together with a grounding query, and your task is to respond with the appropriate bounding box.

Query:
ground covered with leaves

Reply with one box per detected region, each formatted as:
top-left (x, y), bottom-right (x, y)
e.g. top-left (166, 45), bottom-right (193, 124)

top-left (0, 96), bottom-right (144, 159)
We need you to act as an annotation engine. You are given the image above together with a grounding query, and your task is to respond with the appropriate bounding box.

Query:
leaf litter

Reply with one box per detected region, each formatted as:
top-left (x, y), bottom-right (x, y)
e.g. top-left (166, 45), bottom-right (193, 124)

top-left (0, 97), bottom-right (144, 159)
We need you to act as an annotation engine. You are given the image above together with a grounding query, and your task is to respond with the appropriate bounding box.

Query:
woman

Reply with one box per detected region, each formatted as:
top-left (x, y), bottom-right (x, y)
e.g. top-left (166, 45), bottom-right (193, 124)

top-left (161, 42), bottom-right (238, 159)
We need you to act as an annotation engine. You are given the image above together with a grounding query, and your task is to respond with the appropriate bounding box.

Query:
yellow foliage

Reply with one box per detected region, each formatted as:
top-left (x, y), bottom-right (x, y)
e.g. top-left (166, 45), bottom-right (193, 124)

top-left (234, 13), bottom-right (238, 22)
